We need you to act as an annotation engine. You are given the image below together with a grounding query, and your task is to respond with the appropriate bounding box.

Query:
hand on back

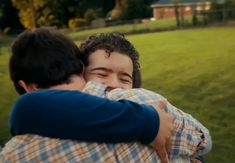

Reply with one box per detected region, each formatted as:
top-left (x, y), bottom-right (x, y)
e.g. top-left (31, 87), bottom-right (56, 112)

top-left (150, 101), bottom-right (175, 163)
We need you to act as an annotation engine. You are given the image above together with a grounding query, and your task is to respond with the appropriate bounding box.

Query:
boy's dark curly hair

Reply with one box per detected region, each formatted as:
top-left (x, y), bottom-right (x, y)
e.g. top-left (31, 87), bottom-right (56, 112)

top-left (10, 27), bottom-right (83, 94)
top-left (79, 33), bottom-right (142, 88)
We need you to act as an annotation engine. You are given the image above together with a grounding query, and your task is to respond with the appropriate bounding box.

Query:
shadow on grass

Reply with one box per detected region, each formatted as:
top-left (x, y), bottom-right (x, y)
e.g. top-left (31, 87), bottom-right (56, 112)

top-left (0, 36), bottom-right (14, 54)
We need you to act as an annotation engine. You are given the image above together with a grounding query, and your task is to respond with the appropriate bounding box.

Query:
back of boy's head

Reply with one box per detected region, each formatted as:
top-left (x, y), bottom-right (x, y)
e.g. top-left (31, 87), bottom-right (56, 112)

top-left (9, 27), bottom-right (83, 95)
top-left (79, 33), bottom-right (142, 88)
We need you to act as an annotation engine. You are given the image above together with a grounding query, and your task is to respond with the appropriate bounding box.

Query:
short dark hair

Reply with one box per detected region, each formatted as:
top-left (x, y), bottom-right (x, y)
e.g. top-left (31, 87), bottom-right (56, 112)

top-left (79, 33), bottom-right (141, 88)
top-left (9, 27), bottom-right (83, 94)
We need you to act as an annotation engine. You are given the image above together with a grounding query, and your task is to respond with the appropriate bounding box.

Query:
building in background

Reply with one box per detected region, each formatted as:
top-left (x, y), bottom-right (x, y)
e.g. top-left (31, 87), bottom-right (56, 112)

top-left (151, 0), bottom-right (211, 20)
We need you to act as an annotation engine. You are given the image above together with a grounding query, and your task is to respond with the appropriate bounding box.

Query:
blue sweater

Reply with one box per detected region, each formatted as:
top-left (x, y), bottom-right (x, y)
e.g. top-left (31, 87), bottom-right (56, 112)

top-left (10, 90), bottom-right (159, 144)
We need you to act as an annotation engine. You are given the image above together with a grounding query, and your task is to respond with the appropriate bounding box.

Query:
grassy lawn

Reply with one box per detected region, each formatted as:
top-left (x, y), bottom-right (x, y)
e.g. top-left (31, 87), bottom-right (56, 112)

top-left (0, 37), bottom-right (18, 145)
top-left (66, 17), bottom-right (195, 41)
top-left (128, 27), bottom-right (235, 162)
top-left (0, 27), bottom-right (235, 162)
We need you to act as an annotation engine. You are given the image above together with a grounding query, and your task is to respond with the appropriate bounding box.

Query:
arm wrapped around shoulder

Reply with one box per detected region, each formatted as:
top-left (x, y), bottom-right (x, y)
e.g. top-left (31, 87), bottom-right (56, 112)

top-left (107, 88), bottom-right (212, 159)
top-left (166, 102), bottom-right (212, 158)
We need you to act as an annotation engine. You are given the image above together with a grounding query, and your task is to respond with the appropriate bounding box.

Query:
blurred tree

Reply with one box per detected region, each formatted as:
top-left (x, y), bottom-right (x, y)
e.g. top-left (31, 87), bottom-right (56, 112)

top-left (68, 18), bottom-right (86, 29)
top-left (108, 0), bottom-right (123, 19)
top-left (9, 0), bottom-right (159, 30)
top-left (55, 0), bottom-right (81, 27)
top-left (11, 0), bottom-right (82, 30)
top-left (229, 0), bottom-right (235, 18)
top-left (77, 0), bottom-right (114, 17)
top-left (84, 8), bottom-right (102, 24)
top-left (120, 0), bottom-right (152, 20)
top-left (0, 0), bottom-right (23, 32)
top-left (12, 0), bottom-right (36, 30)
top-left (172, 0), bottom-right (181, 27)
top-left (209, 0), bottom-right (235, 22)
top-left (66, 0), bottom-right (114, 27)
top-left (45, 0), bottom-right (114, 27)
top-left (144, 0), bottom-right (158, 5)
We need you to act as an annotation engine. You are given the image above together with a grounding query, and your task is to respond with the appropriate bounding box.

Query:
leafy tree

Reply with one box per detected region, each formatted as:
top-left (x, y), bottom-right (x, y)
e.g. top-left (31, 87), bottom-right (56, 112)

top-left (11, 0), bottom-right (73, 30)
top-left (172, 0), bottom-right (181, 27)
top-left (54, 0), bottom-right (81, 27)
top-left (0, 0), bottom-right (23, 31)
top-left (9, 0), bottom-right (158, 30)
top-left (209, 0), bottom-right (235, 22)
top-left (84, 8), bottom-right (102, 24)
top-left (12, 0), bottom-right (37, 30)
top-left (68, 18), bottom-right (86, 29)
top-left (108, 0), bottom-right (123, 19)
top-left (65, 0), bottom-right (114, 26)
top-left (77, 0), bottom-right (114, 17)
top-left (121, 0), bottom-right (152, 20)
top-left (107, 0), bottom-right (156, 20)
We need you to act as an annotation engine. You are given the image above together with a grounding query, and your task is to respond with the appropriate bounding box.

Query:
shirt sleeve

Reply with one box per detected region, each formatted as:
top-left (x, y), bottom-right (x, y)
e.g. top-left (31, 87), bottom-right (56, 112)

top-left (106, 88), bottom-right (212, 156)
top-left (9, 90), bottom-right (159, 144)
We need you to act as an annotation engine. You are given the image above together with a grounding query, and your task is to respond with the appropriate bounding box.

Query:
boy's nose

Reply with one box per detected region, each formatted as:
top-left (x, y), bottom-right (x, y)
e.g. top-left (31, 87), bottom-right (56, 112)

top-left (106, 77), bottom-right (120, 91)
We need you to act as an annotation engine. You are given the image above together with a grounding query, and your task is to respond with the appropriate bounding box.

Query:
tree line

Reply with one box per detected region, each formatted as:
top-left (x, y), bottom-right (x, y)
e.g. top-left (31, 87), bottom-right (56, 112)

top-left (0, 0), bottom-right (156, 33)
top-left (1, 0), bottom-right (235, 34)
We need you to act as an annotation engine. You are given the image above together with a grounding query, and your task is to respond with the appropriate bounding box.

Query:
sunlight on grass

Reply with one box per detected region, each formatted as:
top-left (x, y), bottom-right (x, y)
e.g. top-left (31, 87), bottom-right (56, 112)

top-left (66, 18), bottom-right (178, 40)
top-left (127, 27), bottom-right (235, 162)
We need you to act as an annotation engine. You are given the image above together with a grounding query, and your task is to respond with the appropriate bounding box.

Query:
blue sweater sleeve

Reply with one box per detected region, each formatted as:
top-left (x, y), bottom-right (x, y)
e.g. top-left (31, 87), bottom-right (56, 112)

top-left (10, 90), bottom-right (159, 144)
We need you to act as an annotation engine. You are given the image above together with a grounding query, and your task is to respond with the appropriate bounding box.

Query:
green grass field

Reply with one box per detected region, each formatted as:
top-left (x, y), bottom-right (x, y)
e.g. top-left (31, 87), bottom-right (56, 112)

top-left (66, 17), bottom-right (195, 41)
top-left (0, 27), bottom-right (235, 162)
top-left (128, 27), bottom-right (235, 162)
top-left (0, 37), bottom-right (18, 146)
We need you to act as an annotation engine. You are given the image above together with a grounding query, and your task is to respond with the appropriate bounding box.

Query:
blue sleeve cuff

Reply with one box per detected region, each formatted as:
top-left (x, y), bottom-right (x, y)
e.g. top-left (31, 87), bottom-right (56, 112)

top-left (139, 105), bottom-right (159, 144)
top-left (195, 156), bottom-right (205, 163)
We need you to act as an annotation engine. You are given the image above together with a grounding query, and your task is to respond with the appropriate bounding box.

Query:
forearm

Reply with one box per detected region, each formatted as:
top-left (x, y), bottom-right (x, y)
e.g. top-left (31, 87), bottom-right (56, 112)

top-left (10, 90), bottom-right (159, 144)
top-left (107, 88), bottom-right (212, 156)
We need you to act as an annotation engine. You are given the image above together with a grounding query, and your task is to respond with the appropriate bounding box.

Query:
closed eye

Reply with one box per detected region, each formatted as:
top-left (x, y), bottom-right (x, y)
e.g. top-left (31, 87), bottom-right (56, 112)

top-left (89, 68), bottom-right (110, 78)
top-left (120, 78), bottom-right (132, 84)
top-left (96, 73), bottom-right (108, 77)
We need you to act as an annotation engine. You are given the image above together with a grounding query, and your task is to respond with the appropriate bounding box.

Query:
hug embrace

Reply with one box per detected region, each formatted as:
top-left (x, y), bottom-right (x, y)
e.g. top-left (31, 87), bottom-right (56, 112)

top-left (0, 28), bottom-right (211, 163)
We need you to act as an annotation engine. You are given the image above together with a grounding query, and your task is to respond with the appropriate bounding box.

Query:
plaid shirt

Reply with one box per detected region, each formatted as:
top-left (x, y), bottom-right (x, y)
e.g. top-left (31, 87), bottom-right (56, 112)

top-left (0, 81), bottom-right (211, 162)
top-left (84, 82), bottom-right (211, 157)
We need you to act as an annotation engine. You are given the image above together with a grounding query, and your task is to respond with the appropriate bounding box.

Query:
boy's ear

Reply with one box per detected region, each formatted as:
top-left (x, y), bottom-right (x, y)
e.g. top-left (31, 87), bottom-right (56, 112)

top-left (18, 80), bottom-right (38, 93)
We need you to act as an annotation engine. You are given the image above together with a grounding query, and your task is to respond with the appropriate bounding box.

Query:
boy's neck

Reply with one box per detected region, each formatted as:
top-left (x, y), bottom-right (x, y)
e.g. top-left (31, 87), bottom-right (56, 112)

top-left (49, 75), bottom-right (86, 91)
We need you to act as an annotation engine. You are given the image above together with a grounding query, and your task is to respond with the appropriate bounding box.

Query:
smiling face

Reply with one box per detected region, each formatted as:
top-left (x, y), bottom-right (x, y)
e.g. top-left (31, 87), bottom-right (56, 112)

top-left (84, 49), bottom-right (133, 90)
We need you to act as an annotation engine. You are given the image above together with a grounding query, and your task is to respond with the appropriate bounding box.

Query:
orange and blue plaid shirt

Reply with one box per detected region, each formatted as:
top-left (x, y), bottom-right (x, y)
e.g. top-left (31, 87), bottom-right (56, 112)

top-left (0, 81), bottom-right (211, 162)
